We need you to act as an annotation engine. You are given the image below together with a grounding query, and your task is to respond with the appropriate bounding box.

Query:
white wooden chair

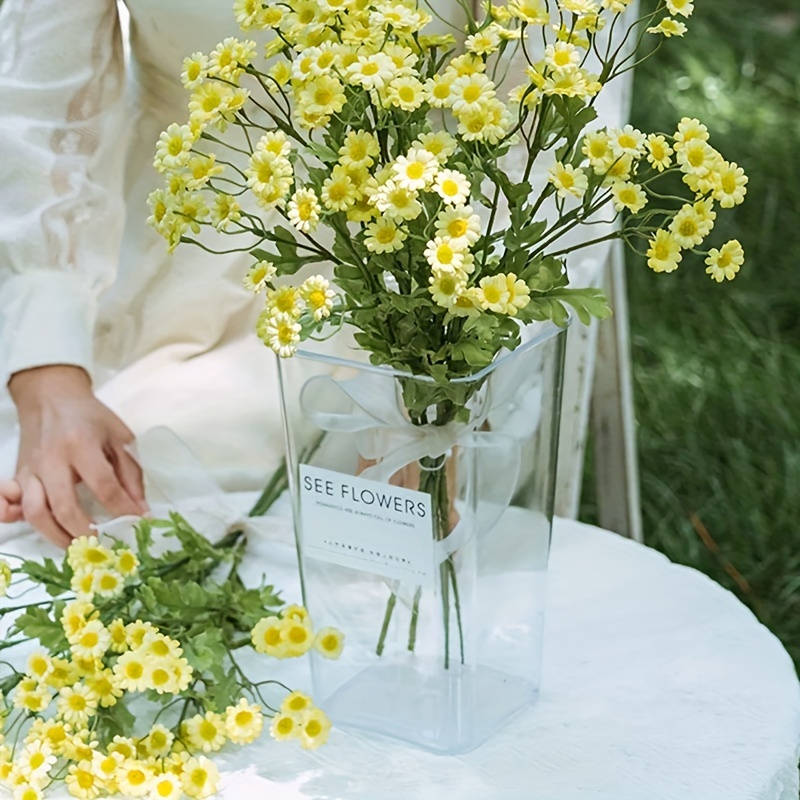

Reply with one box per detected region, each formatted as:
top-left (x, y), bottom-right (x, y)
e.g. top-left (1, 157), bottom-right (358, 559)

top-left (553, 16), bottom-right (643, 542)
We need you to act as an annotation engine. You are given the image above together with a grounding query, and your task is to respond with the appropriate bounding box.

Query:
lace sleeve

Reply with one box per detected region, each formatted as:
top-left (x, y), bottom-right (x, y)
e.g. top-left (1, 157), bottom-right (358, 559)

top-left (0, 0), bottom-right (125, 384)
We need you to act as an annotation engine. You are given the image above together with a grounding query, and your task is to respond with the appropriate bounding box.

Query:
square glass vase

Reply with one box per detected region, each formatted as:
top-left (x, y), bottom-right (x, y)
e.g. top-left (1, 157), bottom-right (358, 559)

top-left (277, 321), bottom-right (567, 755)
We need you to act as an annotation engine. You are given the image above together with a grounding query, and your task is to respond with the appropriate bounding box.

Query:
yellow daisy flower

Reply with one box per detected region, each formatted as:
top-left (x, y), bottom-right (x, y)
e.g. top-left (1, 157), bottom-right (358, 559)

top-left (646, 230), bottom-right (683, 273)
top-left (646, 134), bottom-right (673, 172)
top-left (392, 148), bottom-right (439, 192)
top-left (225, 699), bottom-right (264, 745)
top-left (435, 206), bottom-right (482, 248)
top-left (150, 773), bottom-right (183, 800)
top-left (712, 161), bottom-right (748, 208)
top-left (548, 162), bottom-right (589, 199)
top-left (57, 683), bottom-right (98, 727)
top-left (300, 275), bottom-right (336, 322)
top-left (647, 16), bottom-right (687, 36)
top-left (288, 188), bottom-right (322, 233)
top-left (475, 274), bottom-right (512, 313)
top-left (424, 237), bottom-right (467, 271)
top-left (705, 240), bottom-right (744, 282)
top-left (412, 132), bottom-right (457, 164)
top-left (269, 712), bottom-right (299, 742)
top-left (243, 261), bottom-right (276, 293)
top-left (281, 691), bottom-right (313, 717)
top-left (116, 759), bottom-right (153, 798)
top-left (433, 170), bottom-right (471, 205)
top-left (611, 181), bottom-right (648, 213)
top-left (298, 707), bottom-right (332, 750)
top-left (183, 712), bottom-right (227, 754)
top-left (261, 312), bottom-right (302, 359)
top-left (181, 755), bottom-right (220, 799)
top-left (364, 219), bottom-right (407, 253)
top-left (428, 268), bottom-right (467, 310)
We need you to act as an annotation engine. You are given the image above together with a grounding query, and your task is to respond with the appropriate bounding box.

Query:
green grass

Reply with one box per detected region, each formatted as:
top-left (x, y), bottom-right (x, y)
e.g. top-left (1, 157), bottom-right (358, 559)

top-left (582, 0), bottom-right (800, 666)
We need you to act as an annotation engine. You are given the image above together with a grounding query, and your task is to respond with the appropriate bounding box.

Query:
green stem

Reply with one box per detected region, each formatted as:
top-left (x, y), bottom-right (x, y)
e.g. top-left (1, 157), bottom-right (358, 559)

top-left (376, 592), bottom-right (397, 656)
top-left (407, 586), bottom-right (422, 652)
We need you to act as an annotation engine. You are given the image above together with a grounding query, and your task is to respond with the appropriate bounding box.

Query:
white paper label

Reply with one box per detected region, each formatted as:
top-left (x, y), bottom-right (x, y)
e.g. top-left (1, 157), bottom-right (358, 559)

top-left (298, 464), bottom-right (435, 586)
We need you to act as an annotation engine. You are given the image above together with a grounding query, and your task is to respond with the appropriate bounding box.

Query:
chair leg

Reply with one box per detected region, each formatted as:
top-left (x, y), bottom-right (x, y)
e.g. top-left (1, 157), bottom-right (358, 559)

top-left (591, 239), bottom-right (644, 542)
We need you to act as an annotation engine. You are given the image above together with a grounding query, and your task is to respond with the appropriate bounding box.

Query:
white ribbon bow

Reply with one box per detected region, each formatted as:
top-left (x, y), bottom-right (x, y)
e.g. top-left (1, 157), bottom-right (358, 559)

top-left (299, 371), bottom-right (524, 565)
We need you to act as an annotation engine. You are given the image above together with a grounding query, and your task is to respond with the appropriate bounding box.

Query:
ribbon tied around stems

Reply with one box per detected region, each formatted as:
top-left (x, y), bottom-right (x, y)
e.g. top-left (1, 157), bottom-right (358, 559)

top-left (92, 427), bottom-right (263, 550)
top-left (299, 371), bottom-right (524, 567)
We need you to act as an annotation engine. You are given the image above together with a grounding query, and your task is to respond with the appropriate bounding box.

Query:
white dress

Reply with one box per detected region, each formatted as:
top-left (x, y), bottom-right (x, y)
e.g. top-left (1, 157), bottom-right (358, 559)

top-left (0, 0), bottom-right (628, 502)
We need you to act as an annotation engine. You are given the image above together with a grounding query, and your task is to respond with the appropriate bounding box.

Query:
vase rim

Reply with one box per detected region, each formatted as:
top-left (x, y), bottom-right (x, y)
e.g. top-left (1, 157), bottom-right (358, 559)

top-left (293, 318), bottom-right (569, 384)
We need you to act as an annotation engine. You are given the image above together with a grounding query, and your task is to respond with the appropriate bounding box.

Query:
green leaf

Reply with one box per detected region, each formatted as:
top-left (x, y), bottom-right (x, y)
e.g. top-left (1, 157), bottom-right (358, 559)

top-left (548, 287), bottom-right (613, 325)
top-left (17, 558), bottom-right (71, 597)
top-left (13, 606), bottom-right (67, 651)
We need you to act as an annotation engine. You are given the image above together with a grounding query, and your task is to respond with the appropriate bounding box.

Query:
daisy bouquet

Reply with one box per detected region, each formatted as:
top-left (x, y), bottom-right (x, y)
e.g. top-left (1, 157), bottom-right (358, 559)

top-left (147, 0), bottom-right (747, 682)
top-left (0, 487), bottom-right (344, 800)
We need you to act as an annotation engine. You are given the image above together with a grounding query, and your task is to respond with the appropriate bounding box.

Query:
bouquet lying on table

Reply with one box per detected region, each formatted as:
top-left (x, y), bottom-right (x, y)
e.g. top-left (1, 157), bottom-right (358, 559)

top-left (0, 475), bottom-right (343, 800)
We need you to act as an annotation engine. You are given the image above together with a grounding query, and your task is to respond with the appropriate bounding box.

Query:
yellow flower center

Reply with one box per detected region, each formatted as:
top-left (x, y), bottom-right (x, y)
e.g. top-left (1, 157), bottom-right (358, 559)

top-left (263, 627), bottom-right (282, 647)
top-left (405, 162), bottom-right (425, 180)
top-left (235, 710), bottom-right (254, 727)
top-left (651, 142), bottom-right (665, 160)
top-left (78, 772), bottom-right (95, 790)
top-left (462, 85), bottom-right (482, 103)
top-left (48, 727), bottom-right (67, 745)
top-left (318, 52), bottom-right (335, 69)
top-left (150, 640), bottom-right (170, 657)
top-left (433, 82), bottom-right (450, 100)
top-left (288, 626), bottom-right (309, 644)
top-left (438, 276), bottom-right (457, 294)
top-left (721, 172), bottom-right (737, 193)
top-left (327, 181), bottom-right (348, 202)
top-left (86, 549), bottom-right (108, 565)
top-left (716, 252), bottom-right (732, 268)
top-left (199, 720), bottom-right (218, 741)
top-left (619, 189), bottom-right (637, 205)
top-left (168, 137), bottom-right (184, 157)
top-left (436, 244), bottom-right (455, 264)
top-left (125, 662), bottom-right (144, 680)
top-left (678, 219), bottom-right (698, 238)
top-left (257, 162), bottom-right (275, 183)
top-left (98, 574), bottom-right (118, 591)
top-left (288, 696), bottom-right (308, 711)
top-left (554, 51), bottom-right (571, 67)
top-left (399, 86), bottom-right (415, 103)
top-left (189, 769), bottom-right (209, 788)
top-left (361, 62), bottom-right (380, 76)
top-left (277, 717), bottom-right (294, 735)
top-left (483, 285), bottom-right (502, 303)
top-left (30, 752), bottom-right (45, 770)
top-left (275, 291), bottom-right (297, 313)
top-left (314, 87), bottom-right (334, 106)
top-left (618, 134), bottom-right (637, 150)
top-left (187, 62), bottom-right (201, 82)
top-left (277, 324), bottom-right (296, 346)
top-left (559, 172), bottom-right (575, 189)
top-left (156, 780), bottom-right (174, 798)
top-left (202, 93), bottom-right (221, 113)
top-left (305, 720), bottom-right (322, 738)
top-left (251, 266), bottom-right (267, 284)
top-left (441, 179), bottom-right (459, 196)
top-left (151, 668), bottom-right (170, 687)
top-left (308, 290), bottom-right (326, 309)
top-left (297, 200), bottom-right (314, 220)
top-left (129, 769), bottom-right (146, 786)
top-left (376, 227), bottom-right (397, 244)
top-left (69, 694), bottom-right (87, 711)
top-left (654, 241), bottom-right (670, 260)
top-left (687, 146), bottom-right (706, 167)
top-left (447, 219), bottom-right (469, 238)
top-left (589, 140), bottom-right (607, 158)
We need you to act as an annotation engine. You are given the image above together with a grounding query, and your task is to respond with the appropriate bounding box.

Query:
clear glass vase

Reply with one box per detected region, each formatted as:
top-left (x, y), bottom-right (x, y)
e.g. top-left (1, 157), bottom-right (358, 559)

top-left (277, 321), bottom-right (568, 755)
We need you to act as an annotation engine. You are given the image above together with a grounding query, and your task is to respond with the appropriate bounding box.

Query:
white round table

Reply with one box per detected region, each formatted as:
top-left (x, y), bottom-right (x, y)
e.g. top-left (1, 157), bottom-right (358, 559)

top-left (2, 512), bottom-right (798, 800)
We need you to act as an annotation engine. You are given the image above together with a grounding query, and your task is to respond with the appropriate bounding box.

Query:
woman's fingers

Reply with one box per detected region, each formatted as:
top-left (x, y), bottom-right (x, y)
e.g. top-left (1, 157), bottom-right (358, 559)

top-left (109, 445), bottom-right (148, 514)
top-left (0, 480), bottom-right (23, 523)
top-left (75, 451), bottom-right (143, 519)
top-left (19, 473), bottom-right (72, 549)
top-left (38, 465), bottom-right (94, 538)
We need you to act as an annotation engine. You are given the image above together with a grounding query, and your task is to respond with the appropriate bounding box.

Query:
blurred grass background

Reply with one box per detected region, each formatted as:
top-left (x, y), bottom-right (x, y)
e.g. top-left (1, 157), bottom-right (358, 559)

top-left (582, 0), bottom-right (800, 666)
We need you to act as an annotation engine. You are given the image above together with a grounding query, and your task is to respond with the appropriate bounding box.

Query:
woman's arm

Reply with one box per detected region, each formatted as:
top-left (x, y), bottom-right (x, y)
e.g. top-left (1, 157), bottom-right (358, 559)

top-left (0, 1), bottom-right (146, 544)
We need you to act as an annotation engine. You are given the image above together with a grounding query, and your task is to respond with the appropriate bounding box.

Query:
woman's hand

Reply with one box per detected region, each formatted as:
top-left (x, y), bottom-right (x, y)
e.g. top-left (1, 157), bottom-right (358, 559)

top-left (8, 365), bottom-right (147, 548)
